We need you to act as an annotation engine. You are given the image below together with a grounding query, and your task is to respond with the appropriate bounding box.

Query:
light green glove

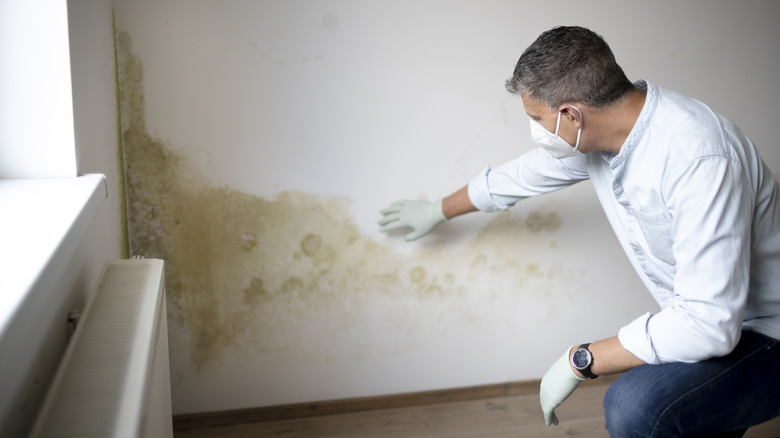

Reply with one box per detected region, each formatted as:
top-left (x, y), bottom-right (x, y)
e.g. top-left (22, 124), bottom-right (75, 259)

top-left (540, 347), bottom-right (586, 426)
top-left (377, 199), bottom-right (446, 241)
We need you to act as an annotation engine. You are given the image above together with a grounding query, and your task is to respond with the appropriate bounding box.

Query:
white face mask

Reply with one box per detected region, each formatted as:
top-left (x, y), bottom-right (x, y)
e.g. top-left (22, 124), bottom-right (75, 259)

top-left (529, 105), bottom-right (583, 159)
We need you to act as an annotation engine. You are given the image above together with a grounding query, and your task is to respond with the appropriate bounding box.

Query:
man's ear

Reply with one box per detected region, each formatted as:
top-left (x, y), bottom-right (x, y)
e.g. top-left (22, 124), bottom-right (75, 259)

top-left (558, 104), bottom-right (583, 128)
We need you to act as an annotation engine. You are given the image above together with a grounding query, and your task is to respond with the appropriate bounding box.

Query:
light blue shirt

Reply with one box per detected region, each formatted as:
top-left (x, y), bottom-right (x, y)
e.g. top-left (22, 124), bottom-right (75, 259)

top-left (468, 80), bottom-right (780, 364)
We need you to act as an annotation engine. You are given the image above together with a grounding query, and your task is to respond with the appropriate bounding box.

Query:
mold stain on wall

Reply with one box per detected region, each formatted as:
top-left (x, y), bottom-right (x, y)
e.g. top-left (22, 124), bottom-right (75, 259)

top-left (117, 32), bottom-right (570, 372)
top-left (111, 8), bottom-right (130, 258)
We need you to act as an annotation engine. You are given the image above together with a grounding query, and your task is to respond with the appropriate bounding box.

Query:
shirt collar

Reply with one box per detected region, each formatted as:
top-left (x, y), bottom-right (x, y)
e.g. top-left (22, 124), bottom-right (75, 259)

top-left (602, 80), bottom-right (658, 172)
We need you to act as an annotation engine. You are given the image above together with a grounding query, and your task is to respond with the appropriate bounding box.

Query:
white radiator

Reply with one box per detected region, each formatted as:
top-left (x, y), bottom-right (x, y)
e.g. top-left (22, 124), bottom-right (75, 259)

top-left (29, 258), bottom-right (173, 438)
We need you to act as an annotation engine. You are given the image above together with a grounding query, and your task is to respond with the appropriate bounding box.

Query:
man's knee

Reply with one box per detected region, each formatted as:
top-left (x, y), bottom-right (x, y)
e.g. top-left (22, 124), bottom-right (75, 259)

top-left (603, 375), bottom-right (670, 437)
top-left (604, 378), bottom-right (639, 436)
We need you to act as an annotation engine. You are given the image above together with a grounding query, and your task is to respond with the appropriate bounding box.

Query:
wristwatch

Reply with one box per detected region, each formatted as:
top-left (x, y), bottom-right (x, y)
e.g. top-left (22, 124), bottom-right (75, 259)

top-left (571, 343), bottom-right (598, 379)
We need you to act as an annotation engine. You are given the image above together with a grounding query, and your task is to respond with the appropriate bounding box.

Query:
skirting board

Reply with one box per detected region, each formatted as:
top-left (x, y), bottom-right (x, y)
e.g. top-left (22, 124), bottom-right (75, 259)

top-left (172, 376), bottom-right (618, 431)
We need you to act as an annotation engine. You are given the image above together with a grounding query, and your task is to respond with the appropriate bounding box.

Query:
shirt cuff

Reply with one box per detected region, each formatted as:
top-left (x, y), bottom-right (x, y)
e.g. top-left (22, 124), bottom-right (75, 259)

top-left (618, 312), bottom-right (661, 365)
top-left (467, 166), bottom-right (509, 212)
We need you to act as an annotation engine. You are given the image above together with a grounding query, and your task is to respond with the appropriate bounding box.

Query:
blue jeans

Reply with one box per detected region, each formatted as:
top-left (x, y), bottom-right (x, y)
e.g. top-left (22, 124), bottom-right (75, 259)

top-left (604, 330), bottom-right (780, 437)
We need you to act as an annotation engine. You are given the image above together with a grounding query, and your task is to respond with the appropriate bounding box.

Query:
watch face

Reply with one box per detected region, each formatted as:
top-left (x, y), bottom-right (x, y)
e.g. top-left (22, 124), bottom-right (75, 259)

top-left (572, 348), bottom-right (591, 369)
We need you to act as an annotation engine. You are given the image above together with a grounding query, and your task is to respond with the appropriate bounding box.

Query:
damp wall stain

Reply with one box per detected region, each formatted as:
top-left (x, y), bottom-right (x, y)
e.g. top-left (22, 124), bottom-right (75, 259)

top-left (111, 8), bottom-right (129, 258)
top-left (117, 31), bottom-right (569, 372)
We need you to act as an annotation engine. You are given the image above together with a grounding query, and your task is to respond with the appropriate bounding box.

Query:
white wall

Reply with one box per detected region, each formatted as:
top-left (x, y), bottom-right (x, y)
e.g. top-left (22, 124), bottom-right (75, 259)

top-left (113, 0), bottom-right (780, 414)
top-left (69, 0), bottom-right (129, 265)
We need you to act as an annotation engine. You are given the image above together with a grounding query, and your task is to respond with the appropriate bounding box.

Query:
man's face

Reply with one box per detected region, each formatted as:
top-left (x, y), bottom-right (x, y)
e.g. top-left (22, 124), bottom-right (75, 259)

top-left (522, 93), bottom-right (556, 131)
top-left (521, 93), bottom-right (581, 149)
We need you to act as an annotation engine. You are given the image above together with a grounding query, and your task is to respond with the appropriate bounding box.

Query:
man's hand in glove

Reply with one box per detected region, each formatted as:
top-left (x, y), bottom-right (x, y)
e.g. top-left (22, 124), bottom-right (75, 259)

top-left (377, 199), bottom-right (447, 241)
top-left (540, 347), bottom-right (586, 426)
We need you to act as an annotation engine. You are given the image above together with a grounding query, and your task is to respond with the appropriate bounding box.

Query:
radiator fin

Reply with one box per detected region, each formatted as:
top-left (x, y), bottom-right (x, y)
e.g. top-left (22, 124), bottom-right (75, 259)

top-left (30, 259), bottom-right (167, 438)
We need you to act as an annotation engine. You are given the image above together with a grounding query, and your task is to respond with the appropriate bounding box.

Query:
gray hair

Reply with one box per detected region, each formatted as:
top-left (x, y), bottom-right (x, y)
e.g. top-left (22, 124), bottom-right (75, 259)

top-left (506, 26), bottom-right (633, 110)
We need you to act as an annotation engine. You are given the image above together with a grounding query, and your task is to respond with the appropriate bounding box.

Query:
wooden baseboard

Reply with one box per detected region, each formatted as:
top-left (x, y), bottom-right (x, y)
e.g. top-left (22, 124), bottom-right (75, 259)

top-left (172, 376), bottom-right (617, 431)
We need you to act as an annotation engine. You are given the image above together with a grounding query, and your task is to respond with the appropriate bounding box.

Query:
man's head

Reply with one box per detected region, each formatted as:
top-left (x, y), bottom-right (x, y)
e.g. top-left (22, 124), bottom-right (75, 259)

top-left (506, 26), bottom-right (633, 111)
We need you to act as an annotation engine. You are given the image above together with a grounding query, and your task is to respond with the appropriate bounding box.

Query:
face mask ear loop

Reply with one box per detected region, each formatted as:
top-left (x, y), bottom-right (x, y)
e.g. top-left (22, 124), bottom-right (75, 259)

top-left (553, 111), bottom-right (563, 139)
top-left (570, 105), bottom-right (583, 150)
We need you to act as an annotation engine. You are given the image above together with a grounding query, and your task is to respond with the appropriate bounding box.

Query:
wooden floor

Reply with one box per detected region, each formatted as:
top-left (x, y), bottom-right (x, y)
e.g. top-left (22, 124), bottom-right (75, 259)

top-left (174, 381), bottom-right (780, 438)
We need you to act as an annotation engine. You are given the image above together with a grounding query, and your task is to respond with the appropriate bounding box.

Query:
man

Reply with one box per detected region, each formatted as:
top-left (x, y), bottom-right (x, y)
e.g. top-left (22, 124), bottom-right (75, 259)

top-left (378, 26), bottom-right (780, 436)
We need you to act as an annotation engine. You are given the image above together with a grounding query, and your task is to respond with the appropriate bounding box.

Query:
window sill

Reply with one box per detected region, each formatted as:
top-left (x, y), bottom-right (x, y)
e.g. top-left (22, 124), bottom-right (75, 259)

top-left (0, 174), bottom-right (107, 337)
